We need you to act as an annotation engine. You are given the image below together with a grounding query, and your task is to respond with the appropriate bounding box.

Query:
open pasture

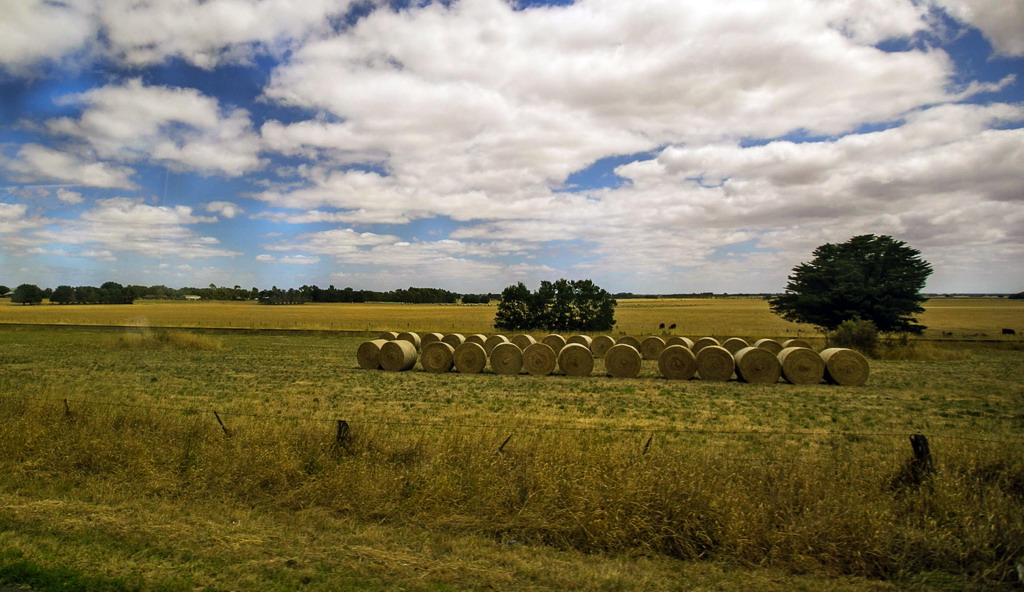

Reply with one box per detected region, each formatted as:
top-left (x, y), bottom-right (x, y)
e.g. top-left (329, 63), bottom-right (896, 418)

top-left (1, 319), bottom-right (1023, 591)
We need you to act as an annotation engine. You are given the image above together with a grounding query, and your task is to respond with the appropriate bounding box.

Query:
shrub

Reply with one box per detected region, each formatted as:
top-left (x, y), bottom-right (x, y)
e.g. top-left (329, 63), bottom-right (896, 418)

top-left (826, 319), bottom-right (879, 356)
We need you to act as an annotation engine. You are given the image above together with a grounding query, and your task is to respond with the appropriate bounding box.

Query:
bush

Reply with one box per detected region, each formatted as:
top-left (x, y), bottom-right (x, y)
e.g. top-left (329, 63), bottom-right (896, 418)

top-left (826, 319), bottom-right (879, 356)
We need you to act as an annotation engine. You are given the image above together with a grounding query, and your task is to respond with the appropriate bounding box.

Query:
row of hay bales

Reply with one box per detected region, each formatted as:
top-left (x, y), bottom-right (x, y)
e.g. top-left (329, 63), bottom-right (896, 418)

top-left (357, 332), bottom-right (869, 386)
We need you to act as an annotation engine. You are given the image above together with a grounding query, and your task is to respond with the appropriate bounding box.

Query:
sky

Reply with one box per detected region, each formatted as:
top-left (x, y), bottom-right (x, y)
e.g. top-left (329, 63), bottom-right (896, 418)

top-left (1, 0), bottom-right (1022, 295)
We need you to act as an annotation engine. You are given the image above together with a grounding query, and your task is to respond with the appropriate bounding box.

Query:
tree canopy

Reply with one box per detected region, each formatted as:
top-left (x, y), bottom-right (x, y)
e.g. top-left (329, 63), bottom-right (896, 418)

top-left (11, 284), bottom-right (44, 305)
top-left (769, 235), bottom-right (932, 334)
top-left (495, 279), bottom-right (616, 332)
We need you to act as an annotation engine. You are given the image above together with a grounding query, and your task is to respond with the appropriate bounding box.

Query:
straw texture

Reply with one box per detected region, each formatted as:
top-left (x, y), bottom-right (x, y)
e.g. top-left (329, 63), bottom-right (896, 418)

top-left (640, 336), bottom-right (666, 360)
top-left (820, 348), bottom-right (870, 386)
top-left (734, 346), bottom-right (781, 384)
top-left (558, 343), bottom-right (594, 377)
top-left (490, 342), bottom-right (523, 375)
top-left (695, 345), bottom-right (734, 381)
top-left (658, 345), bottom-right (697, 380)
top-left (356, 339), bottom-right (388, 370)
top-left (453, 342), bottom-right (488, 374)
top-left (522, 343), bottom-right (557, 376)
top-left (778, 347), bottom-right (825, 385)
top-left (421, 341), bottom-right (455, 373)
top-left (590, 335), bottom-right (616, 357)
top-left (605, 343), bottom-right (642, 378)
top-left (380, 340), bottom-right (418, 372)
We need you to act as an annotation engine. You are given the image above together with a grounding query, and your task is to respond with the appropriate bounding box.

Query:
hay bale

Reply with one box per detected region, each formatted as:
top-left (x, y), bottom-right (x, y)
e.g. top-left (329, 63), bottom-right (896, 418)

top-left (558, 343), bottom-right (594, 377)
top-left (640, 336), bottom-right (666, 360)
top-left (378, 331), bottom-right (399, 341)
top-left (616, 335), bottom-right (641, 349)
top-left (782, 338), bottom-right (812, 350)
top-left (421, 332), bottom-right (444, 349)
top-left (734, 346), bottom-right (781, 384)
top-left (465, 334), bottom-right (487, 347)
top-left (522, 343), bottom-right (557, 376)
top-left (356, 339), bottom-right (388, 370)
top-left (658, 345), bottom-right (696, 380)
top-left (511, 334), bottom-right (536, 350)
top-left (490, 342), bottom-right (523, 375)
top-left (753, 338), bottom-right (783, 355)
top-left (380, 340), bottom-right (418, 372)
top-left (692, 337), bottom-right (720, 354)
top-left (695, 345), bottom-right (734, 381)
top-left (778, 347), bottom-right (825, 385)
top-left (442, 333), bottom-right (466, 348)
top-left (484, 334), bottom-right (509, 354)
top-left (421, 341), bottom-right (455, 373)
top-left (605, 343), bottom-right (642, 378)
top-left (567, 335), bottom-right (593, 349)
top-left (397, 332), bottom-right (421, 351)
top-left (820, 348), bottom-right (870, 386)
top-left (590, 335), bottom-right (616, 357)
top-left (721, 337), bottom-right (749, 355)
top-left (453, 342), bottom-right (488, 374)
top-left (542, 334), bottom-right (567, 354)
top-left (666, 336), bottom-right (694, 349)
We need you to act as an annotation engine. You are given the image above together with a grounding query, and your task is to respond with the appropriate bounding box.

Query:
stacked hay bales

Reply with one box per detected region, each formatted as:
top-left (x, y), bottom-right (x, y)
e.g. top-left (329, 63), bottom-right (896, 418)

top-left (453, 342), bottom-right (487, 374)
top-left (666, 336), bottom-right (694, 349)
top-left (640, 336), bottom-right (666, 360)
top-left (397, 332), bottom-right (421, 351)
top-left (421, 332), bottom-right (444, 349)
top-left (567, 335), bottom-right (593, 349)
top-left (734, 346), bottom-right (781, 384)
top-left (590, 335), bottom-right (616, 357)
top-left (721, 337), bottom-right (749, 355)
top-left (465, 334), bottom-right (487, 348)
top-left (484, 334), bottom-right (509, 354)
top-left (616, 335), bottom-right (641, 350)
top-left (442, 333), bottom-right (466, 348)
top-left (356, 339), bottom-right (388, 370)
top-left (542, 334), bottom-right (567, 354)
top-left (754, 338), bottom-right (783, 354)
top-left (658, 345), bottom-right (696, 380)
top-left (782, 338), bottom-right (812, 349)
top-left (522, 343), bottom-right (557, 376)
top-left (692, 337), bottom-right (719, 354)
top-left (778, 347), bottom-right (825, 385)
top-left (378, 331), bottom-right (399, 340)
top-left (490, 342), bottom-right (523, 375)
top-left (380, 340), bottom-right (418, 371)
top-left (421, 341), bottom-right (455, 373)
top-left (820, 348), bottom-right (870, 386)
top-left (605, 343), bottom-right (642, 378)
top-left (558, 343), bottom-right (594, 377)
top-left (511, 334), bottom-right (536, 350)
top-left (695, 345), bottom-right (734, 381)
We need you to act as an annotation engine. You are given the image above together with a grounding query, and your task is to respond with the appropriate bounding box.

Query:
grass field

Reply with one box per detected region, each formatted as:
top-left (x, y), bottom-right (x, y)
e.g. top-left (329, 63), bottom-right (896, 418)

top-left (1, 299), bottom-right (1022, 591)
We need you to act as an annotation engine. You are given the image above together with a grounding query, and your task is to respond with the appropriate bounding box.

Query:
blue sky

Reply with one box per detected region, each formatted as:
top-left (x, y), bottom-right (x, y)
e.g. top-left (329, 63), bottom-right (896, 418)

top-left (1, 0), bottom-right (1022, 294)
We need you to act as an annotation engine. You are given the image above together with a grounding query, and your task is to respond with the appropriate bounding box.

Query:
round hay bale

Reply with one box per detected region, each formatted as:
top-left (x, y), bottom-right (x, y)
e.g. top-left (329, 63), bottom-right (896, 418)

top-left (777, 347), bottom-right (825, 385)
top-left (522, 343), bottom-right (557, 376)
top-left (378, 331), bottom-right (399, 341)
top-left (356, 339), bottom-right (388, 370)
top-left (590, 335), bottom-right (616, 357)
top-left (421, 341), bottom-right (455, 373)
top-left (558, 343), bottom-right (594, 377)
top-left (692, 337), bottom-right (720, 354)
top-left (616, 335), bottom-right (641, 349)
top-left (567, 335), bottom-right (593, 349)
top-left (511, 334), bottom-right (536, 350)
top-left (453, 342), bottom-right (488, 374)
top-left (605, 343), bottom-right (642, 378)
top-left (484, 334), bottom-right (509, 354)
top-left (420, 332), bottom-right (444, 349)
top-left (753, 338), bottom-right (783, 355)
top-left (465, 334), bottom-right (487, 347)
top-left (397, 332), bottom-right (421, 351)
top-left (490, 342), bottom-right (523, 375)
top-left (658, 345), bottom-right (696, 380)
top-left (542, 334), bottom-right (567, 354)
top-left (721, 337), bottom-right (749, 355)
top-left (820, 348), bottom-right (870, 386)
top-left (695, 345), bottom-right (734, 381)
top-left (640, 336), bottom-right (666, 360)
top-left (666, 336), bottom-right (694, 349)
top-left (782, 338), bottom-right (812, 350)
top-left (380, 340), bottom-right (418, 372)
top-left (734, 346), bottom-right (781, 384)
top-left (442, 333), bottom-right (466, 348)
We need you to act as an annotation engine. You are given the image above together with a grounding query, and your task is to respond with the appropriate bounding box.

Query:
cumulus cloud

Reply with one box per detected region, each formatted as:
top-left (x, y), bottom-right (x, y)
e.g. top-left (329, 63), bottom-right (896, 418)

top-left (933, 0), bottom-right (1024, 56)
top-left (56, 189), bottom-right (85, 204)
top-left (48, 79), bottom-right (262, 176)
top-left (204, 201), bottom-right (244, 219)
top-left (0, 0), bottom-right (95, 71)
top-left (4, 144), bottom-right (137, 189)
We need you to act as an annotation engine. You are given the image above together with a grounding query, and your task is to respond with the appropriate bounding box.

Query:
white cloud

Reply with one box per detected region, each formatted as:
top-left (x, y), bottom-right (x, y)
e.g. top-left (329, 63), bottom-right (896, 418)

top-left (255, 254), bottom-right (321, 265)
top-left (48, 79), bottom-right (262, 176)
top-left (0, 0), bottom-right (95, 70)
top-left (205, 201), bottom-right (244, 219)
top-left (3, 144), bottom-right (137, 189)
top-left (56, 189), bottom-right (85, 204)
top-left (933, 0), bottom-right (1024, 56)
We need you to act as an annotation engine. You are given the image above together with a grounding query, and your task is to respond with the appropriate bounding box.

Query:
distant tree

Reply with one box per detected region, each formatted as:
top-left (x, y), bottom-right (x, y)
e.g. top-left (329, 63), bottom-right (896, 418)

top-left (51, 285), bottom-right (76, 304)
top-left (11, 284), bottom-right (44, 305)
top-left (769, 234), bottom-right (933, 334)
top-left (1010, 291), bottom-right (1024, 300)
top-left (495, 279), bottom-right (616, 332)
top-left (99, 281), bottom-right (133, 304)
top-left (0, 285), bottom-right (10, 296)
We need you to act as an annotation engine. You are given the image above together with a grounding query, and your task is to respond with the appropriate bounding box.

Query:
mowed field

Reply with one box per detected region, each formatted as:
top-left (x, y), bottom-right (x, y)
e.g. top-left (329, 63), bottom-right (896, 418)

top-left (0, 298), bottom-right (1022, 591)
top-left (1, 296), bottom-right (1022, 339)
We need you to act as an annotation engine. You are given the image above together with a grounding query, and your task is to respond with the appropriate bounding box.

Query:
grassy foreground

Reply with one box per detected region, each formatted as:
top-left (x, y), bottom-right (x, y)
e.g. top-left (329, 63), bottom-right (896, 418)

top-left (1, 321), bottom-right (1022, 591)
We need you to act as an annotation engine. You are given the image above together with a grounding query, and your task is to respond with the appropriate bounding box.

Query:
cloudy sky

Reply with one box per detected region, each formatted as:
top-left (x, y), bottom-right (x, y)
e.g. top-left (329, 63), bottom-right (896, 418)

top-left (1, 0), bottom-right (1022, 294)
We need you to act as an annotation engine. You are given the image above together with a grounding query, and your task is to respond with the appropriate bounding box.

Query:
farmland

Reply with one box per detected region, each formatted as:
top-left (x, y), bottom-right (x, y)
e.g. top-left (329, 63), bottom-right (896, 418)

top-left (0, 298), bottom-right (1022, 591)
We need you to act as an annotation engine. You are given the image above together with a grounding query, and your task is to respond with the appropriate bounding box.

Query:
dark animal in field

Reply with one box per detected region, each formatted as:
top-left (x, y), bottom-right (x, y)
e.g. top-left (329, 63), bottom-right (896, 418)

top-left (1003, 328), bottom-right (1017, 335)
top-left (942, 331), bottom-right (953, 336)
top-left (659, 323), bottom-right (665, 329)
top-left (669, 323), bottom-right (676, 329)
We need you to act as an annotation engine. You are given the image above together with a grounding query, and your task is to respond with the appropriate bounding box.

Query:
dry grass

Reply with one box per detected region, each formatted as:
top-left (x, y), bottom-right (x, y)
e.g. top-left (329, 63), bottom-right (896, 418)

top-left (112, 329), bottom-right (222, 351)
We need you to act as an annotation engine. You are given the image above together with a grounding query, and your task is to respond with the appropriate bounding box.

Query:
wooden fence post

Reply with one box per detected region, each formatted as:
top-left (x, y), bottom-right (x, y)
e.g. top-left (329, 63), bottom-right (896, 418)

top-left (213, 410), bottom-right (232, 438)
top-left (497, 434), bottom-right (513, 454)
top-left (335, 420), bottom-right (350, 448)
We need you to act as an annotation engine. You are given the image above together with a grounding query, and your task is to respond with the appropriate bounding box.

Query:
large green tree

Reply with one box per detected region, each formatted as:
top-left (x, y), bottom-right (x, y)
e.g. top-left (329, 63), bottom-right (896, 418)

top-left (769, 234), bottom-right (932, 334)
top-left (494, 279), bottom-right (616, 332)
top-left (11, 284), bottom-right (44, 305)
